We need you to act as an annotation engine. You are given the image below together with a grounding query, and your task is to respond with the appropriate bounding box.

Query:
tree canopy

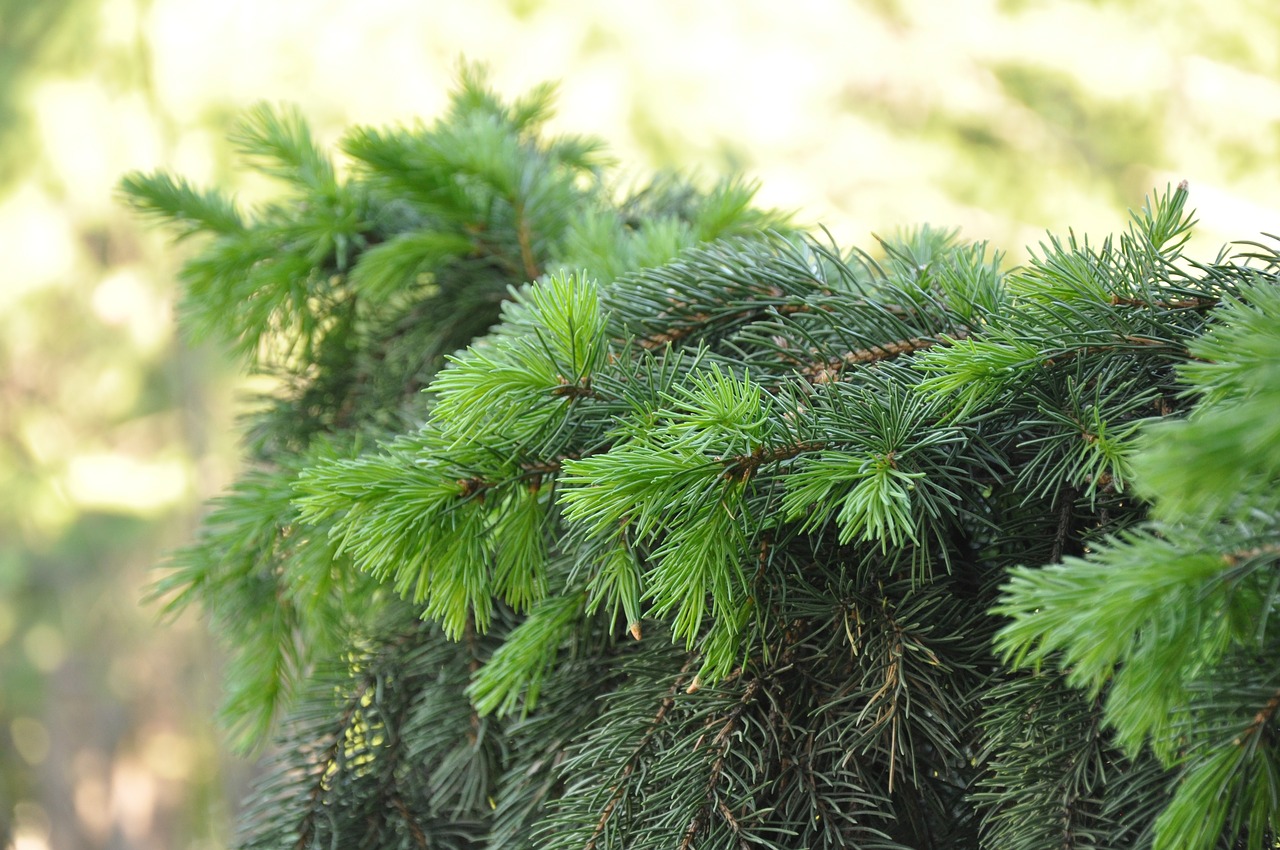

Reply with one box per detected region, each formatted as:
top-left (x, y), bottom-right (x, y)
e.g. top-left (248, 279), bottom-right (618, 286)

top-left (125, 69), bottom-right (1280, 850)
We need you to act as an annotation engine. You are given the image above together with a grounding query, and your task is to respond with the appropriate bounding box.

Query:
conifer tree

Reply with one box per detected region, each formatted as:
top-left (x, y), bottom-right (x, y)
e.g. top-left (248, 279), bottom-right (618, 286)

top-left (126, 70), bottom-right (1278, 849)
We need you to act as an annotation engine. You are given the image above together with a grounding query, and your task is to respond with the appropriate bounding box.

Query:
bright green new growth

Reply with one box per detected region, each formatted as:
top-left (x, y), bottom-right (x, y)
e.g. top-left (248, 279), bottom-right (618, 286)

top-left (129, 70), bottom-right (1278, 850)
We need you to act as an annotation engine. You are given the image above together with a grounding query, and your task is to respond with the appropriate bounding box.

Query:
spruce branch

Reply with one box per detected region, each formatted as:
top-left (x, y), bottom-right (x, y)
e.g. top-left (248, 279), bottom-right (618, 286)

top-left (118, 170), bottom-right (245, 238)
top-left (679, 678), bottom-right (762, 850)
top-left (230, 102), bottom-right (337, 194)
top-left (1235, 688), bottom-right (1280, 747)
top-left (133, 69), bottom-right (1280, 848)
top-left (584, 656), bottom-right (696, 850)
top-left (515, 197), bottom-right (541, 281)
top-left (293, 671), bottom-right (371, 850)
top-left (802, 333), bottom-right (964, 384)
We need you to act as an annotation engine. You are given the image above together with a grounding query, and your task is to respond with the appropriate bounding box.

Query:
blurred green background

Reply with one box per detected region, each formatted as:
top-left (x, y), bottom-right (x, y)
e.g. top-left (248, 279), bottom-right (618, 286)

top-left (2, 1), bottom-right (1278, 847)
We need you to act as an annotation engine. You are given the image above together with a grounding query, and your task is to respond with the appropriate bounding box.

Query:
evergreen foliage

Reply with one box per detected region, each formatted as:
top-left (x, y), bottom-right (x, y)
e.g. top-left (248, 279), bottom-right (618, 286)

top-left (127, 70), bottom-right (1278, 849)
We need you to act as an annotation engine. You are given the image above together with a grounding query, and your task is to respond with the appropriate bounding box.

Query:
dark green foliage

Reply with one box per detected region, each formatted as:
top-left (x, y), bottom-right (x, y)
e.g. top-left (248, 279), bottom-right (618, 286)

top-left (237, 612), bottom-right (500, 850)
top-left (130, 70), bottom-right (1279, 849)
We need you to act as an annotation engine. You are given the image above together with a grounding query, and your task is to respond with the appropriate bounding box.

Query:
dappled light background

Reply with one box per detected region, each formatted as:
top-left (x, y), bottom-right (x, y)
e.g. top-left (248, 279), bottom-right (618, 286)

top-left (2, 0), bottom-right (1279, 847)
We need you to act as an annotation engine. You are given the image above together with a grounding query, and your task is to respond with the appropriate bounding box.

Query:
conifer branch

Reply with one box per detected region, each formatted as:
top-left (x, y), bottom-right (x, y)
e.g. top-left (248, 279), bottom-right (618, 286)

top-left (1234, 688), bottom-right (1280, 747)
top-left (1055, 697), bottom-right (1105, 849)
top-left (719, 440), bottom-right (827, 482)
top-left (680, 679), bottom-right (762, 850)
top-left (515, 199), bottom-right (541, 281)
top-left (550, 375), bottom-right (603, 400)
top-left (1040, 334), bottom-right (1188, 367)
top-left (635, 299), bottom-right (814, 350)
top-left (1051, 487), bottom-right (1075, 564)
top-left (389, 793), bottom-right (430, 849)
top-left (295, 675), bottom-right (373, 850)
top-left (134, 76), bottom-right (1279, 849)
top-left (584, 658), bottom-right (696, 850)
top-left (802, 334), bottom-right (965, 384)
top-left (1220, 543), bottom-right (1280, 568)
top-left (1109, 294), bottom-right (1219, 311)
top-left (866, 621), bottom-right (906, 794)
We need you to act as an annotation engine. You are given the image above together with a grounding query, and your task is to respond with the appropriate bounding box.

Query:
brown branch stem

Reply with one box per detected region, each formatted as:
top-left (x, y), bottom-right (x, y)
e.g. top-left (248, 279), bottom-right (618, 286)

top-left (1236, 688), bottom-right (1280, 746)
top-left (514, 199), bottom-right (540, 282)
top-left (720, 440), bottom-right (827, 482)
top-left (804, 333), bottom-right (965, 384)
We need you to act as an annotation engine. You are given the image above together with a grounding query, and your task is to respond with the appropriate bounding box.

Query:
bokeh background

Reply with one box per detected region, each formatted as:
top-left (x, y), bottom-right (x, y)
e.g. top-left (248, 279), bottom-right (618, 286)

top-left (3, 1), bottom-right (1279, 847)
